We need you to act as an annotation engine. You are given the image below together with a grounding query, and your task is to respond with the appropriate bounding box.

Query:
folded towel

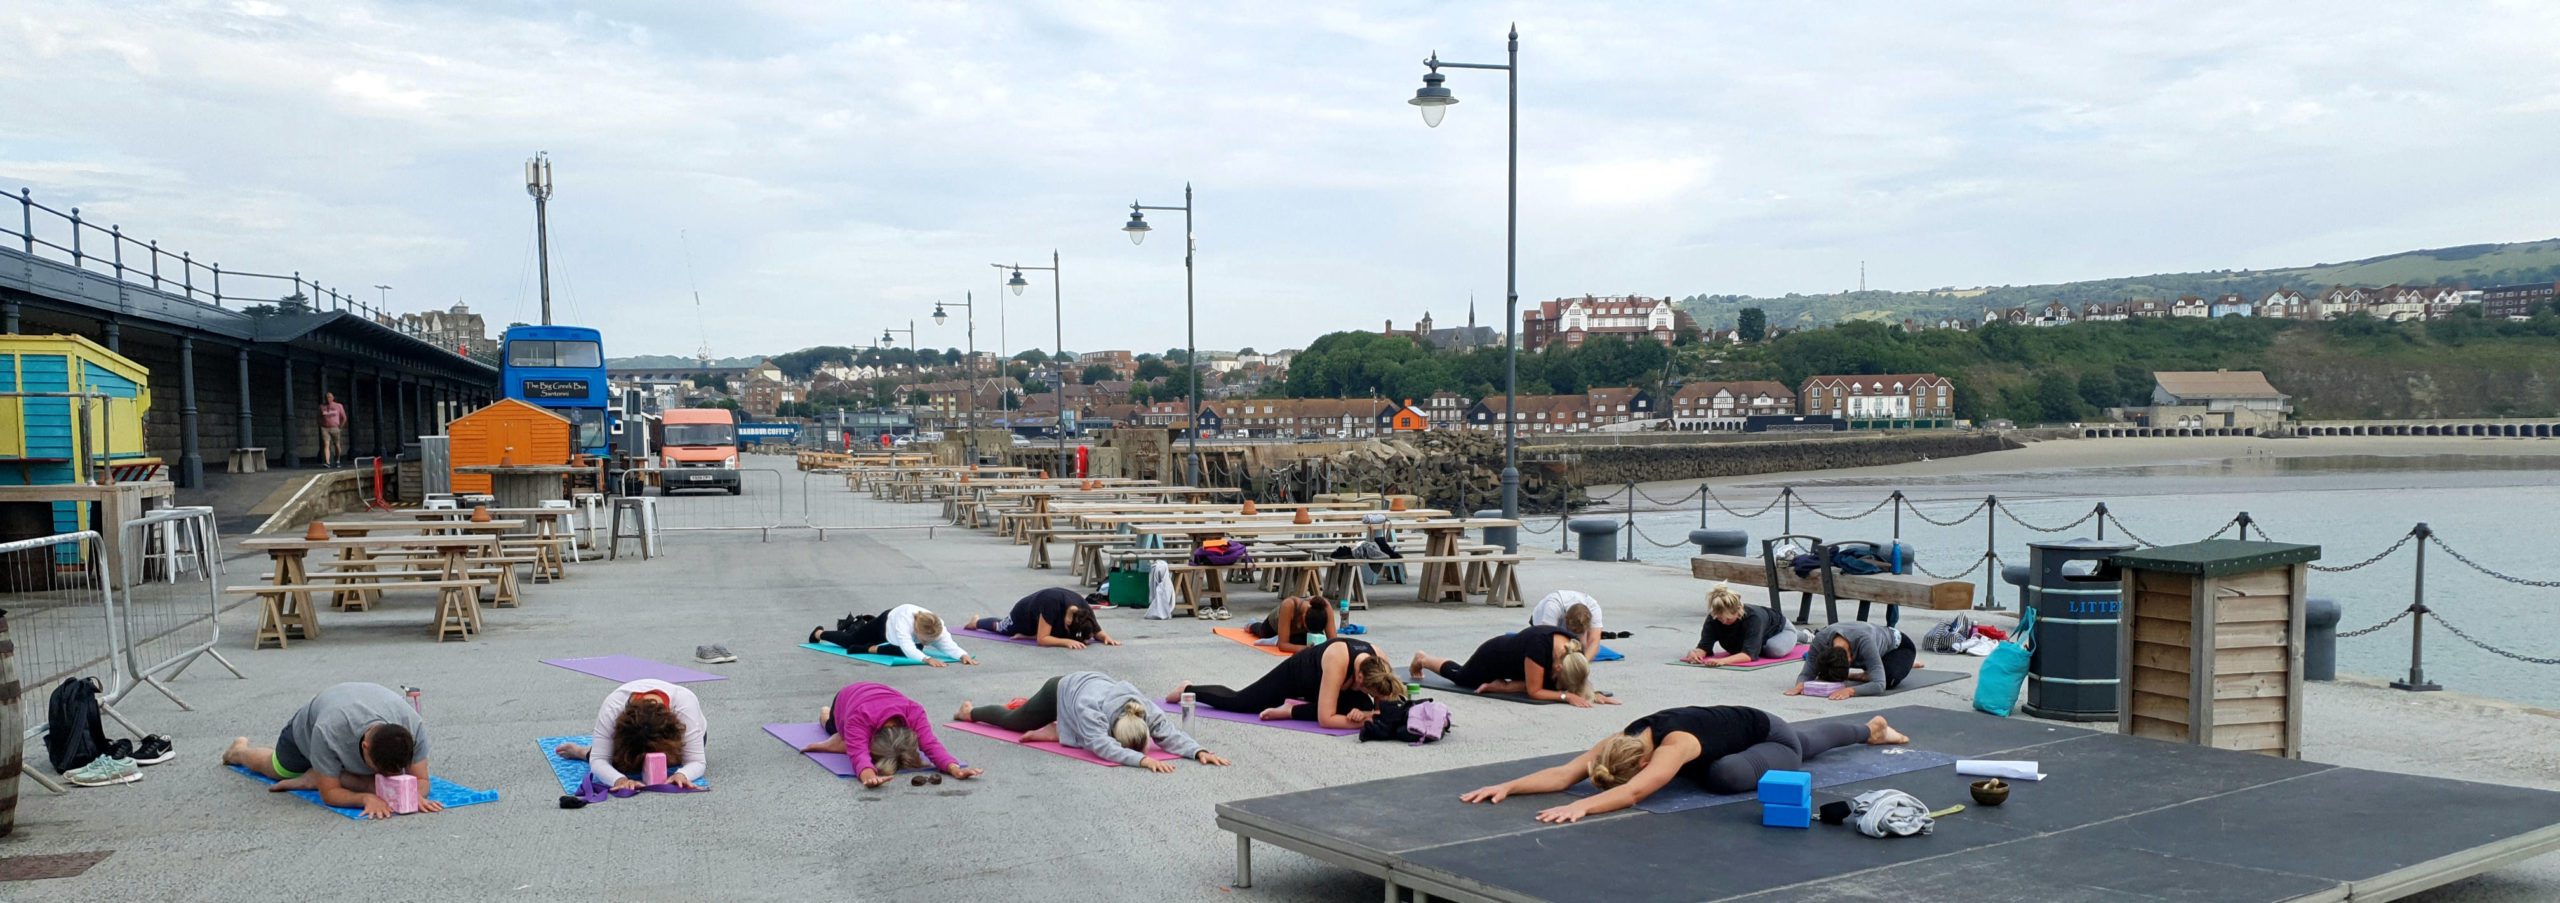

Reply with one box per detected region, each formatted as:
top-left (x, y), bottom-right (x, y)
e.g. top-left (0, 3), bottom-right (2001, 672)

top-left (1956, 760), bottom-right (2045, 782)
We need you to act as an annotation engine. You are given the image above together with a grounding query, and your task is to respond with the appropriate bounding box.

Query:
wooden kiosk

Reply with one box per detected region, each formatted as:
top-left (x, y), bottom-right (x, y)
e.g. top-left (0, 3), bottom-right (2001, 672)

top-left (2110, 539), bottom-right (2322, 759)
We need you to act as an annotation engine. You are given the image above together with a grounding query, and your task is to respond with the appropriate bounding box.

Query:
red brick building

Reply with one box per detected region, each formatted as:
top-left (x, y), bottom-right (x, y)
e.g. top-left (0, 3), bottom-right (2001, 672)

top-left (1798, 374), bottom-right (1955, 425)
top-left (1522, 295), bottom-right (1696, 351)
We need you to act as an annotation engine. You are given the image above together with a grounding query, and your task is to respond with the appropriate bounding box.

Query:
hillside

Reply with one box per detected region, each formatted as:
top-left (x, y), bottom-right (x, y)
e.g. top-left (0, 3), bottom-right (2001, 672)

top-left (606, 354), bottom-right (768, 369)
top-left (1682, 238), bottom-right (2560, 329)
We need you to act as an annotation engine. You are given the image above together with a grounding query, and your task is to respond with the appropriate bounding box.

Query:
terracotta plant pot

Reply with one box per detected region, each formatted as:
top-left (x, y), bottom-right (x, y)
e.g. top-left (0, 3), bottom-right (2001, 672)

top-left (1389, 496), bottom-right (1409, 512)
top-left (1241, 500), bottom-right (1258, 516)
top-left (1292, 509), bottom-right (1313, 525)
top-left (1969, 779), bottom-right (2009, 807)
top-left (471, 505), bottom-right (492, 524)
top-left (305, 521), bottom-right (332, 541)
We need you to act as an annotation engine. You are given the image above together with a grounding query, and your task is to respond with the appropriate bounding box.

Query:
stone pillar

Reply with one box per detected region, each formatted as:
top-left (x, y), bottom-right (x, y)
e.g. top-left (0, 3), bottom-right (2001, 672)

top-left (234, 347), bottom-right (253, 461)
top-left (178, 336), bottom-right (202, 488)
top-left (394, 375), bottom-right (410, 453)
top-left (371, 368), bottom-right (387, 458)
top-left (103, 318), bottom-right (121, 353)
top-left (3, 300), bottom-right (17, 334)
top-left (282, 354), bottom-right (300, 467)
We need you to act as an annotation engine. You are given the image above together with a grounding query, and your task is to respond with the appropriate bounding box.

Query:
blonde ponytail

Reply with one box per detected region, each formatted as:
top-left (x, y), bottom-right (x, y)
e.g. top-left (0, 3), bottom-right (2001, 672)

top-left (1589, 734), bottom-right (1646, 790)
top-left (1110, 700), bottom-right (1152, 753)
top-left (1551, 638), bottom-right (1593, 699)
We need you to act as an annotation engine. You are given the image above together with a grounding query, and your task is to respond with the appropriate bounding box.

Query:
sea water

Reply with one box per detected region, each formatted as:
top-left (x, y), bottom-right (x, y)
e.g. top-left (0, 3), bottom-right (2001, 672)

top-left (1616, 453), bottom-right (2560, 707)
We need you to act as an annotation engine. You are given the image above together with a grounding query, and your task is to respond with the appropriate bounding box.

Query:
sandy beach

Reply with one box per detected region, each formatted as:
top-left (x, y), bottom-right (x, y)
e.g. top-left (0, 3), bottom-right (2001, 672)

top-left (1639, 434), bottom-right (2560, 494)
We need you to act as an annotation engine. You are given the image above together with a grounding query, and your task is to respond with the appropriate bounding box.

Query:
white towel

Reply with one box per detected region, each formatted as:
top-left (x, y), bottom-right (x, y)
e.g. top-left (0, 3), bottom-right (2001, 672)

top-left (1956, 760), bottom-right (2045, 782)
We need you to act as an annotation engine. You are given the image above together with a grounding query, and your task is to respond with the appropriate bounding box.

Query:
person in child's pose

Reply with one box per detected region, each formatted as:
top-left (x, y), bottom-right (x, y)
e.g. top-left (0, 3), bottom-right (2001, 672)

top-left (801, 682), bottom-right (981, 788)
top-left (955, 671), bottom-right (1231, 773)
top-left (223, 682), bottom-right (438, 819)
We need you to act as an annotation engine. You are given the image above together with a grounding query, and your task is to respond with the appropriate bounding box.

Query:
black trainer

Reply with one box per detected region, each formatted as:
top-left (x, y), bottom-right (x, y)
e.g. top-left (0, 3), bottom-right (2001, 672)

top-left (131, 735), bottom-right (175, 766)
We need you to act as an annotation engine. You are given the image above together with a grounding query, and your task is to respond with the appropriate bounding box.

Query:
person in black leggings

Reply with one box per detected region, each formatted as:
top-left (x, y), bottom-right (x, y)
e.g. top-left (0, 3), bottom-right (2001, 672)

top-left (1244, 594), bottom-right (1338, 654)
top-left (1409, 625), bottom-right (1615, 707)
top-left (1461, 706), bottom-right (1912, 823)
top-left (1165, 638), bottom-right (1404, 730)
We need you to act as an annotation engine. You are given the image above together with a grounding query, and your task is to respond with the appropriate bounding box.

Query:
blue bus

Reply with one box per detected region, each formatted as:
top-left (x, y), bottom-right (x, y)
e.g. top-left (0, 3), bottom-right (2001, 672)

top-left (499, 324), bottom-right (611, 457)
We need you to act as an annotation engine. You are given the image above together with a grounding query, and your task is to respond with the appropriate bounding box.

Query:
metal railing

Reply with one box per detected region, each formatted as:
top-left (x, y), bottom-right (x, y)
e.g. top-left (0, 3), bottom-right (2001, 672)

top-left (4, 530), bottom-right (149, 793)
top-left (115, 506), bottom-right (245, 710)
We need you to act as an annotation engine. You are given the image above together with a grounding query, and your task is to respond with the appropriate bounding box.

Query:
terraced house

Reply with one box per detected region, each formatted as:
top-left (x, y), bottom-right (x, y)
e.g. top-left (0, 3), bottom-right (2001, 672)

top-left (1668, 381), bottom-right (1796, 431)
top-left (1798, 373), bottom-right (1955, 428)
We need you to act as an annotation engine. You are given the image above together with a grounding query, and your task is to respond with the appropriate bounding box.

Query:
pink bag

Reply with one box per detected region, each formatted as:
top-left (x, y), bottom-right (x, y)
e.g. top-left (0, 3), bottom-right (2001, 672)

top-left (376, 774), bottom-right (421, 814)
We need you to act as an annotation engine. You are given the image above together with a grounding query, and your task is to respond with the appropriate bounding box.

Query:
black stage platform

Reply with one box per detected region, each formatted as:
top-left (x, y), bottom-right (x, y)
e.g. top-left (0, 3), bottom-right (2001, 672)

top-left (1214, 705), bottom-right (2560, 902)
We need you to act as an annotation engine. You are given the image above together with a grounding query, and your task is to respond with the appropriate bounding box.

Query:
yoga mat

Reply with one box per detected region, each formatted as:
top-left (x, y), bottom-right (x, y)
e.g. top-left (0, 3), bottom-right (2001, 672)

top-left (943, 720), bottom-right (1179, 767)
top-left (1594, 644), bottom-right (1624, 663)
top-left (762, 722), bottom-right (951, 777)
top-left (1880, 668), bottom-right (1970, 695)
top-left (1155, 699), bottom-right (1360, 736)
top-left (227, 764), bottom-right (498, 820)
top-left (1565, 745), bottom-right (1957, 814)
top-left (1667, 646), bottom-right (1809, 671)
top-left (957, 626), bottom-right (1043, 646)
top-left (799, 641), bottom-right (962, 666)
top-left (540, 655), bottom-right (726, 684)
top-left (1212, 626), bottom-right (1292, 657)
top-left (1417, 671), bottom-right (1565, 706)
top-left (536, 735), bottom-right (709, 794)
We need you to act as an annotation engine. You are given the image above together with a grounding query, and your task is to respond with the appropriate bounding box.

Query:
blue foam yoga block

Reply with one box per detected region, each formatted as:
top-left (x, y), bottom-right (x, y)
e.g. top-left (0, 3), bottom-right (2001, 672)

top-left (1758, 769), bottom-right (1812, 806)
top-left (1761, 802), bottom-right (1811, 829)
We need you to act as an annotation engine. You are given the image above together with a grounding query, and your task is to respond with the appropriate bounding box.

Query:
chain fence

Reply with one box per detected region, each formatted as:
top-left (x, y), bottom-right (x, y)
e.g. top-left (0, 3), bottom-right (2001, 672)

top-left (2427, 608), bottom-right (2560, 666)
top-left (1795, 495), bottom-right (1895, 521)
top-left (1996, 504), bottom-right (2101, 534)
top-left (2427, 533), bottom-right (2560, 588)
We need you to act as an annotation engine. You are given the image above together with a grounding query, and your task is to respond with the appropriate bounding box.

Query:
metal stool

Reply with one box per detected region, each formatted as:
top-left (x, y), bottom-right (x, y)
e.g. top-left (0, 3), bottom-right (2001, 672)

top-left (609, 497), bottom-right (659, 560)
top-left (572, 491), bottom-right (606, 550)
top-left (538, 499), bottom-right (580, 563)
top-left (461, 493), bottom-right (496, 509)
top-left (144, 505), bottom-right (216, 583)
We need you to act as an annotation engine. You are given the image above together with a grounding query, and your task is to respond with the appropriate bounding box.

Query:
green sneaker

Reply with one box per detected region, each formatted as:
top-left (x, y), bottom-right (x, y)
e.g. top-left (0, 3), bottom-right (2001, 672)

top-left (66, 756), bottom-right (141, 787)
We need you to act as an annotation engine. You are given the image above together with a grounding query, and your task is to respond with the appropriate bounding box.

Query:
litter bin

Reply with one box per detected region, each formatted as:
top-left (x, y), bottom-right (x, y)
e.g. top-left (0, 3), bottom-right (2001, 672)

top-left (2109, 540), bottom-right (2323, 759)
top-left (2021, 538), bottom-right (2135, 722)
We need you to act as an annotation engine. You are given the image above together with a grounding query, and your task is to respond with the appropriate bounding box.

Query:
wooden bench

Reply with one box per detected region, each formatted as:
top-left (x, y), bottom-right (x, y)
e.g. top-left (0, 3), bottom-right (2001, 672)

top-left (232, 578), bottom-right (491, 647)
top-left (1691, 551), bottom-right (1975, 626)
top-left (1027, 530), bottom-right (1123, 570)
top-left (317, 553), bottom-right (535, 608)
top-left (227, 447), bottom-right (268, 473)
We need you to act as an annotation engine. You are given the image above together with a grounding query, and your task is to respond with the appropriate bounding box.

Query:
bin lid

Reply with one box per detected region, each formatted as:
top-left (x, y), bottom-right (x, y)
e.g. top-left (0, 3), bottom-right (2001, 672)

top-left (2108, 540), bottom-right (2321, 577)
top-left (2027, 537), bottom-right (2137, 553)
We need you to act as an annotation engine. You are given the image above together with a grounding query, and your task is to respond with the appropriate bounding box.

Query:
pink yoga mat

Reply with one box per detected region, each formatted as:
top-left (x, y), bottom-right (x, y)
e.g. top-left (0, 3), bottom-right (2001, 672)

top-left (957, 626), bottom-right (1043, 646)
top-left (943, 720), bottom-right (1177, 767)
top-left (762, 722), bottom-right (952, 777)
top-left (1669, 646), bottom-right (1809, 670)
top-left (1156, 699), bottom-right (1359, 736)
top-left (542, 655), bottom-right (726, 683)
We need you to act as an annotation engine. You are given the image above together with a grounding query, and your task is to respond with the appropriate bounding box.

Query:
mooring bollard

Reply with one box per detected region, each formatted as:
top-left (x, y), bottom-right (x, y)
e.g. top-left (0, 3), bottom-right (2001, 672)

top-left (1474, 509), bottom-right (1514, 552)
top-left (1568, 518), bottom-right (1620, 562)
top-left (1690, 528), bottom-right (1749, 556)
top-left (2304, 597), bottom-right (2340, 682)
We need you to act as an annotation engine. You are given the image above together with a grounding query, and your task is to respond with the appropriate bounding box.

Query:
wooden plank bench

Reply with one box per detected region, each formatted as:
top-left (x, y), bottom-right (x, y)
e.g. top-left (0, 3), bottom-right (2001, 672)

top-left (1690, 553), bottom-right (1975, 626)
top-left (320, 553), bottom-right (535, 608)
top-left (228, 447), bottom-right (268, 473)
top-left (1027, 530), bottom-right (1124, 570)
top-left (231, 578), bottom-right (490, 647)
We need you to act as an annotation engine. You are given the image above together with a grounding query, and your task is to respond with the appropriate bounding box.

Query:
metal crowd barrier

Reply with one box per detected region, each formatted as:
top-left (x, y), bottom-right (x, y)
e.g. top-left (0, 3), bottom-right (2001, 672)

top-left (115, 506), bottom-right (245, 711)
top-left (4, 530), bottom-right (147, 793)
top-left (615, 466), bottom-right (789, 539)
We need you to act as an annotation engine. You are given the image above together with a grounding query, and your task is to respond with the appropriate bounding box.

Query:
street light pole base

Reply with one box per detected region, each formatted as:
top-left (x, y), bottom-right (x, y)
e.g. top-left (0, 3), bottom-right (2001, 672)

top-left (2390, 679), bottom-right (2442, 692)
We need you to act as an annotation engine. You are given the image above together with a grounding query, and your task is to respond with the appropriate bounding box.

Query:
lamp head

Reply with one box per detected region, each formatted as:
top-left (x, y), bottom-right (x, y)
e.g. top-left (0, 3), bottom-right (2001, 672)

top-left (932, 303), bottom-right (948, 326)
top-left (1410, 69), bottom-right (1456, 128)
top-left (1007, 270), bottom-right (1028, 296)
top-left (1123, 205), bottom-right (1150, 245)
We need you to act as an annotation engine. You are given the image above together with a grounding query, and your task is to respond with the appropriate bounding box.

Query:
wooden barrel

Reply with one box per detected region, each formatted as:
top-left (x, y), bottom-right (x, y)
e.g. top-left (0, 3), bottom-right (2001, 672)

top-left (0, 608), bottom-right (21, 836)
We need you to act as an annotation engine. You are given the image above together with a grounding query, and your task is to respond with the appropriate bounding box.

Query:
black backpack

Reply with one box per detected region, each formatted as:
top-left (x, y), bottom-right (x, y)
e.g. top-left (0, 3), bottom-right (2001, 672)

top-left (45, 677), bottom-right (111, 773)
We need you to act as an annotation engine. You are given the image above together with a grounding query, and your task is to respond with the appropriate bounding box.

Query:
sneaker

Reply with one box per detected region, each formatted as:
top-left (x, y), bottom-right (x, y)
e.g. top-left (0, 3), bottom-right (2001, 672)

top-left (711, 644), bottom-right (738, 662)
top-left (694, 645), bottom-right (735, 664)
top-left (66, 756), bottom-right (141, 787)
top-left (131, 735), bottom-right (175, 766)
top-left (1213, 606), bottom-right (1233, 621)
top-left (1798, 627), bottom-right (1816, 644)
top-left (104, 737), bottom-right (135, 760)
top-left (1193, 606), bottom-right (1215, 620)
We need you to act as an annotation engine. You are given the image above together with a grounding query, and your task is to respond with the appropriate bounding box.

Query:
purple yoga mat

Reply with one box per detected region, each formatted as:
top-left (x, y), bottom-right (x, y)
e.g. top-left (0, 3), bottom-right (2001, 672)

top-left (541, 655), bottom-right (726, 684)
top-left (957, 626), bottom-right (1043, 647)
top-left (762, 722), bottom-right (954, 777)
top-left (1156, 699), bottom-right (1360, 736)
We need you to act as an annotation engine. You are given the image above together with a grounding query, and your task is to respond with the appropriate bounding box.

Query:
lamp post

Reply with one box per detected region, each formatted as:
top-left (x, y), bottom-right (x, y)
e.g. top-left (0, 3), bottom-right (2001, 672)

top-left (932, 293), bottom-right (981, 463)
top-left (994, 255), bottom-right (1070, 477)
top-left (1118, 185), bottom-right (1201, 487)
top-left (524, 152), bottom-right (555, 326)
top-left (1409, 24), bottom-right (1521, 552)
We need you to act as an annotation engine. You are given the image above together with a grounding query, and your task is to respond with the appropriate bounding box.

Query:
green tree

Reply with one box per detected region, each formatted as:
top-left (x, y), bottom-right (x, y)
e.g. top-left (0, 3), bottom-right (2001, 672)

top-left (2032, 371), bottom-right (2086, 423)
top-left (1134, 358), bottom-right (1175, 381)
top-left (1012, 349), bottom-right (1050, 364)
top-left (1080, 363), bottom-right (1117, 384)
top-left (1737, 307), bottom-right (1767, 343)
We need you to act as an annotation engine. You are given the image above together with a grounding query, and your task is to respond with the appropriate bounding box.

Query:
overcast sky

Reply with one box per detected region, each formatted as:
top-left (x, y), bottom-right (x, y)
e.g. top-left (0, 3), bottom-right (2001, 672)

top-left (7, 1), bottom-right (2557, 359)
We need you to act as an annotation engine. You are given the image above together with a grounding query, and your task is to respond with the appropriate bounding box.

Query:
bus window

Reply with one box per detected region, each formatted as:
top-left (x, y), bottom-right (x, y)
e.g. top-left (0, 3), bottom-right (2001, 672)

top-left (567, 408), bottom-right (608, 451)
top-left (507, 340), bottom-right (603, 368)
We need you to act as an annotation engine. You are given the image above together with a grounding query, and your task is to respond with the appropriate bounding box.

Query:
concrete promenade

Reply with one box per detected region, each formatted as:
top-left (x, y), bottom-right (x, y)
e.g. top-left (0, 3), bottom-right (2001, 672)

top-left (11, 463), bottom-right (2559, 902)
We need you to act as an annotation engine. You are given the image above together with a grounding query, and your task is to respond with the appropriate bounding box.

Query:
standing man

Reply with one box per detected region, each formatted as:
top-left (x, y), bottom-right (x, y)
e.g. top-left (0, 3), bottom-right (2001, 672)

top-left (319, 391), bottom-right (348, 467)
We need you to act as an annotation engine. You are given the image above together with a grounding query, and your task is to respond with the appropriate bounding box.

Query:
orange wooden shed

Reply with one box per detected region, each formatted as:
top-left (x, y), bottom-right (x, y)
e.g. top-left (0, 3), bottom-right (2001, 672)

top-left (446, 399), bottom-right (573, 494)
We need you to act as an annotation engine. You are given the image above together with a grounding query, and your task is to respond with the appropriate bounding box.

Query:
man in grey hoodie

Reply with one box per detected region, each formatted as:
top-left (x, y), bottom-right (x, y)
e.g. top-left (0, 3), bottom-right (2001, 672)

top-left (1789, 622), bottom-right (1918, 700)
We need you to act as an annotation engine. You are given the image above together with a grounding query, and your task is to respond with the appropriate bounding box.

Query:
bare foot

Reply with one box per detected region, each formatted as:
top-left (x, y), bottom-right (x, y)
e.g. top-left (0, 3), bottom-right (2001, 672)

top-left (953, 700), bottom-right (976, 723)
top-left (1868, 716), bottom-right (1909, 745)
top-left (224, 736), bottom-right (250, 767)
top-left (1912, 661), bottom-right (1927, 669)
top-left (1408, 652), bottom-right (1429, 679)
top-left (270, 774), bottom-right (316, 792)
top-left (1021, 724), bottom-right (1060, 743)
top-left (1258, 706), bottom-right (1294, 721)
top-left (1163, 682), bottom-right (1190, 705)
top-left (554, 742), bottom-right (590, 760)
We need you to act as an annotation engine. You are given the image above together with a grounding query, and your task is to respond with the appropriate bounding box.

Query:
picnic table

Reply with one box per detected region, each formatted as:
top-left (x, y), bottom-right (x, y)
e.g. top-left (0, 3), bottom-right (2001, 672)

top-left (237, 533), bottom-right (500, 645)
top-left (1130, 518), bottom-right (1518, 603)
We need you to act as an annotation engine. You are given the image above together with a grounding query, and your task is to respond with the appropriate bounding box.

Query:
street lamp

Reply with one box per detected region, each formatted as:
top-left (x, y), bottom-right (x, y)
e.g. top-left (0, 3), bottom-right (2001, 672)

top-left (991, 255), bottom-right (1069, 477)
top-left (932, 293), bottom-right (982, 463)
top-left (1410, 24), bottom-right (1522, 552)
top-left (1115, 186), bottom-right (1201, 487)
top-left (524, 152), bottom-right (555, 325)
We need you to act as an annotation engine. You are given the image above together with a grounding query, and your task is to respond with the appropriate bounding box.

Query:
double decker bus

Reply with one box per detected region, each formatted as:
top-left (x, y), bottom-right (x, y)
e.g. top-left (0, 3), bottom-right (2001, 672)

top-left (498, 324), bottom-right (611, 458)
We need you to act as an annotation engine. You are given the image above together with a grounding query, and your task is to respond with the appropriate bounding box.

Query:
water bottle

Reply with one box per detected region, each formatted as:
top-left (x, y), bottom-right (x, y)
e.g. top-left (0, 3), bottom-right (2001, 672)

top-left (404, 686), bottom-right (423, 715)
top-left (1179, 692), bottom-right (1196, 730)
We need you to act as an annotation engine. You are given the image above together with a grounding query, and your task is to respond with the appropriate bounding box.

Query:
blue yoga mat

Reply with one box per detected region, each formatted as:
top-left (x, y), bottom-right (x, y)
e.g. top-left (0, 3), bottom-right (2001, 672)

top-left (227, 764), bottom-right (498, 819)
top-left (1595, 644), bottom-right (1624, 663)
top-left (536, 735), bottom-right (708, 794)
top-left (798, 641), bottom-right (962, 666)
top-left (1565, 745), bottom-right (1956, 814)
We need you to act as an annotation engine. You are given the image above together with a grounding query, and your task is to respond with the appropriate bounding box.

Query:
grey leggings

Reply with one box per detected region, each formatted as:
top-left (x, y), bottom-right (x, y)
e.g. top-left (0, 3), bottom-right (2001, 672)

top-left (1757, 617), bottom-right (1800, 660)
top-left (1700, 717), bottom-right (1867, 794)
top-left (968, 676), bottom-right (1063, 732)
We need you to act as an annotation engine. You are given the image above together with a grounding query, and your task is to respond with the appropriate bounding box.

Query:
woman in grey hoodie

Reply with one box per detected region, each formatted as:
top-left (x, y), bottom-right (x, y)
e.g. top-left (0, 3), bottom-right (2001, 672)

top-left (1789, 621), bottom-right (1920, 700)
top-left (955, 671), bottom-right (1232, 773)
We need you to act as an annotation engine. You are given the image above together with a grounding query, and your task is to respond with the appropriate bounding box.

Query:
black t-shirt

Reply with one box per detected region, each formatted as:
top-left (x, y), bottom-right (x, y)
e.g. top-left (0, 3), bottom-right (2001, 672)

top-left (1008, 587), bottom-right (1088, 638)
top-left (1701, 606), bottom-right (1787, 656)
top-left (1517, 624), bottom-right (1570, 671)
top-left (1626, 706), bottom-right (1775, 787)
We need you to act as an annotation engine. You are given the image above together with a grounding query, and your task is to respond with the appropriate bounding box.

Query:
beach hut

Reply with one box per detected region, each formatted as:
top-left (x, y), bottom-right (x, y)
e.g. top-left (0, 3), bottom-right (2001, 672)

top-left (446, 399), bottom-right (572, 495)
top-left (0, 335), bottom-right (155, 537)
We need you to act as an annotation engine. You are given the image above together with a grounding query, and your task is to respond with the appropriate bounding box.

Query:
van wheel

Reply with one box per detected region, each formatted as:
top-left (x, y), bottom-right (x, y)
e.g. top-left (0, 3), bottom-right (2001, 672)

top-left (728, 486), bottom-right (742, 495)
